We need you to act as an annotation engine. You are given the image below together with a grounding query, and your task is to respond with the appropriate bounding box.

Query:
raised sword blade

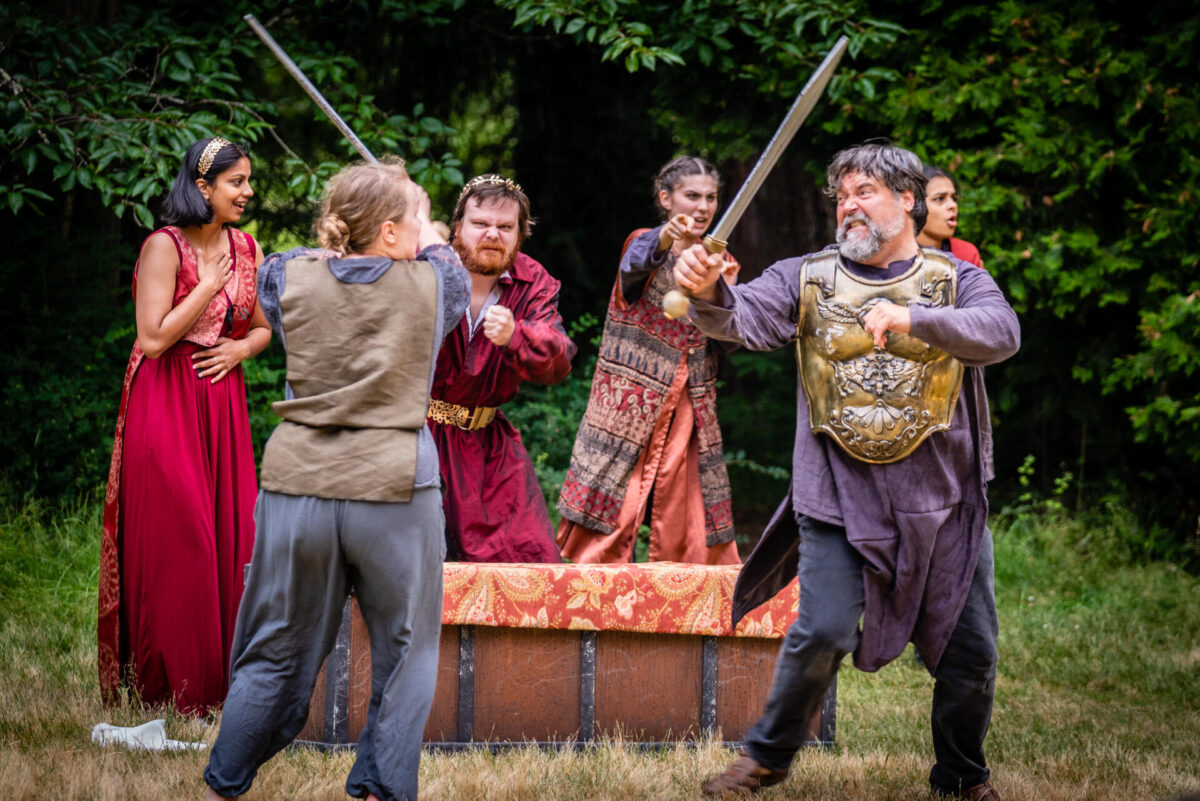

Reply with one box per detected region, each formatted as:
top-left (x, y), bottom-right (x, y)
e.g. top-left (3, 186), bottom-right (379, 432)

top-left (707, 35), bottom-right (849, 245)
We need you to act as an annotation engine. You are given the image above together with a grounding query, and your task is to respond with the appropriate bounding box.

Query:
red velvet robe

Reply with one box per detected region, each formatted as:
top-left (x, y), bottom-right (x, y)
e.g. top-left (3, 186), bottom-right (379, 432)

top-left (99, 227), bottom-right (259, 713)
top-left (430, 251), bottom-right (575, 562)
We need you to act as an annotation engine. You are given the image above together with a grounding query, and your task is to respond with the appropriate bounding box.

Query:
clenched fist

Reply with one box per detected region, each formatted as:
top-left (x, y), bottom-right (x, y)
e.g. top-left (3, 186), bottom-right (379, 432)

top-left (483, 304), bottom-right (515, 347)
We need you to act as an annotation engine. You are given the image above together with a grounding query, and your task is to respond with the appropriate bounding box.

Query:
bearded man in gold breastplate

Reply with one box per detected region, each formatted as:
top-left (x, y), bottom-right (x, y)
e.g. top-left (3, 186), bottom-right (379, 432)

top-left (675, 142), bottom-right (1020, 801)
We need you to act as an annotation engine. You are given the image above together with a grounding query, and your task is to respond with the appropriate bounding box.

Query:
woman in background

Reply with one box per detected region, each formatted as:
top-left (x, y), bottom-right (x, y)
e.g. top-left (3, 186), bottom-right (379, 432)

top-left (98, 136), bottom-right (270, 714)
top-left (557, 155), bottom-right (741, 565)
top-left (917, 164), bottom-right (986, 269)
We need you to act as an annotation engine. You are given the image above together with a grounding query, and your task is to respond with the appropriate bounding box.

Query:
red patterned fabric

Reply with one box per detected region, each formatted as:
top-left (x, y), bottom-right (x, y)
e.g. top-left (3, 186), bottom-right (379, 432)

top-left (98, 227), bottom-right (259, 712)
top-left (557, 230), bottom-right (738, 549)
top-left (556, 368), bottom-right (740, 565)
top-left (442, 561), bottom-right (798, 638)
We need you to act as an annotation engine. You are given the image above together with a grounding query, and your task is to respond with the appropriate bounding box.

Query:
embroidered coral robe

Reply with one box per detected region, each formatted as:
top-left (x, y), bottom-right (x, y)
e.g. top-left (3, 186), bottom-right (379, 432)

top-left (557, 226), bottom-right (737, 562)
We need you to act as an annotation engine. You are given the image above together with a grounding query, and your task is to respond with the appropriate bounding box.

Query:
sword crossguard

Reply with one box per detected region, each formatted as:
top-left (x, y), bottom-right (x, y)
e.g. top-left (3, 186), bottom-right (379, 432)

top-left (702, 235), bottom-right (728, 256)
top-left (704, 235), bottom-right (737, 277)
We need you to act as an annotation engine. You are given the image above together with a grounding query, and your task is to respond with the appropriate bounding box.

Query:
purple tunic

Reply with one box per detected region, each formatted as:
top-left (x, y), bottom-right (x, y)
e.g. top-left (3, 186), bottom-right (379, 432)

top-left (689, 250), bottom-right (1020, 671)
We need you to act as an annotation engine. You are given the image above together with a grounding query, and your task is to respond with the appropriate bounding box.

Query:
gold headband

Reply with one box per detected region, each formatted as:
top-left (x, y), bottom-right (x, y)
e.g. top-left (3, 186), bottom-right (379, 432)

top-left (197, 137), bottom-right (232, 178)
top-left (458, 174), bottom-right (523, 201)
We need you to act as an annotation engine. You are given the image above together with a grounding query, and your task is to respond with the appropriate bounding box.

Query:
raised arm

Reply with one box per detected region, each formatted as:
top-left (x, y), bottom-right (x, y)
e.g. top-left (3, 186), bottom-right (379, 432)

top-left (420, 243), bottom-right (470, 341)
top-left (616, 226), bottom-right (665, 305)
top-left (678, 243), bottom-right (805, 352)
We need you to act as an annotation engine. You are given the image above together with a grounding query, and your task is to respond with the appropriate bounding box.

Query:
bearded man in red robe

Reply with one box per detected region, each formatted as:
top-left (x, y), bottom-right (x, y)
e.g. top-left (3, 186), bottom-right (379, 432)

top-left (428, 174), bottom-right (576, 562)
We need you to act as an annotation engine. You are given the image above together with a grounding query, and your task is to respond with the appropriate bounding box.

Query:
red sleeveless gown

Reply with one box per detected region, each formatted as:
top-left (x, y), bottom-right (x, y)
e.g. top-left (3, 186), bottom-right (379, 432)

top-left (98, 227), bottom-right (259, 715)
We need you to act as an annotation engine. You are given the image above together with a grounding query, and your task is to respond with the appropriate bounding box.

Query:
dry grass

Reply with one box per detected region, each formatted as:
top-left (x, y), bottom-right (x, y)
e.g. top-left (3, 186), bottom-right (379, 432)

top-left (1, 502), bottom-right (1198, 800)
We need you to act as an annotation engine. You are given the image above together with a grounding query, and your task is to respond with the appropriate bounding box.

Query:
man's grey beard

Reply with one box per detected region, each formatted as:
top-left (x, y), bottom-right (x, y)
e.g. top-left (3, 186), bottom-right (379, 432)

top-left (836, 208), bottom-right (905, 262)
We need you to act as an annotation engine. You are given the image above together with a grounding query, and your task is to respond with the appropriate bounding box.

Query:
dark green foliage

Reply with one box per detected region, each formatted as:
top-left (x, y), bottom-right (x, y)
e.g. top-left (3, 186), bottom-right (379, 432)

top-left (0, 221), bottom-right (136, 501)
top-left (241, 345), bottom-right (288, 463)
top-left (868, 0), bottom-right (1200, 545)
top-left (717, 350), bottom-right (795, 528)
top-left (0, 1), bottom-right (465, 230)
top-left (3, 0), bottom-right (1198, 560)
top-left (537, 0), bottom-right (1200, 555)
top-left (0, 318), bottom-right (131, 501)
top-left (1, 5), bottom-right (267, 229)
top-left (500, 0), bottom-right (905, 160)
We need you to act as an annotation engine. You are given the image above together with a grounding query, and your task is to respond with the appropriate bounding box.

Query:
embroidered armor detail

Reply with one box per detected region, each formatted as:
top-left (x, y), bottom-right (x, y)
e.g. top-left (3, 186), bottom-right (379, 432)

top-left (795, 248), bottom-right (963, 463)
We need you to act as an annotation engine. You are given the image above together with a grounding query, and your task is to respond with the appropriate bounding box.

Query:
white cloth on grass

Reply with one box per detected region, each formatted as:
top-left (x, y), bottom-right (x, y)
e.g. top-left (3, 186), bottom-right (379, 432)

top-left (91, 719), bottom-right (206, 751)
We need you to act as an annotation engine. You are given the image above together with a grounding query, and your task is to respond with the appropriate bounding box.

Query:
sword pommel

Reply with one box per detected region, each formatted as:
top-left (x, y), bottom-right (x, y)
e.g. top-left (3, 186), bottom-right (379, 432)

top-left (662, 288), bottom-right (691, 320)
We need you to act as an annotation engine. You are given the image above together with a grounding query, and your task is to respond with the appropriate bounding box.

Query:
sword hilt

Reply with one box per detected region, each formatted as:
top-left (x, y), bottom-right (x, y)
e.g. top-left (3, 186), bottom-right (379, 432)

top-left (702, 235), bottom-right (728, 256)
top-left (662, 235), bottom-right (730, 319)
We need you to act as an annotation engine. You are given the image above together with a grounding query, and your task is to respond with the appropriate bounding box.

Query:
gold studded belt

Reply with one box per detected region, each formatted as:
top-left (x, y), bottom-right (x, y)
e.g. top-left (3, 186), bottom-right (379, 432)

top-left (427, 399), bottom-right (497, 431)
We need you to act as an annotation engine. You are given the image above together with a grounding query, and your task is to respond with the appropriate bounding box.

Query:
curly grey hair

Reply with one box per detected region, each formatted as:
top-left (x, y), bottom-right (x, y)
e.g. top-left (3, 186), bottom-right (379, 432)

top-left (825, 142), bottom-right (927, 233)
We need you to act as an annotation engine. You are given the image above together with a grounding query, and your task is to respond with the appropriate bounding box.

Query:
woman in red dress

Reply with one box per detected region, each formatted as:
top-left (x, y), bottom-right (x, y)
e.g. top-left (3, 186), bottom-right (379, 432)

top-left (98, 136), bottom-right (271, 715)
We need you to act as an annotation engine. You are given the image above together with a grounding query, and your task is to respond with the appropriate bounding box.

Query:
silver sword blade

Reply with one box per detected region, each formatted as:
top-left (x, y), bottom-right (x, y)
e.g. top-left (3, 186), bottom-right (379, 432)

top-left (244, 14), bottom-right (379, 164)
top-left (708, 36), bottom-right (848, 244)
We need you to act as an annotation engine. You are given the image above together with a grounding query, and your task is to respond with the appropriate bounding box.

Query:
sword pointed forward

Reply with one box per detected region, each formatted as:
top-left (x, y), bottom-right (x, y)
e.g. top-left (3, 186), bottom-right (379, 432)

top-left (662, 35), bottom-right (849, 319)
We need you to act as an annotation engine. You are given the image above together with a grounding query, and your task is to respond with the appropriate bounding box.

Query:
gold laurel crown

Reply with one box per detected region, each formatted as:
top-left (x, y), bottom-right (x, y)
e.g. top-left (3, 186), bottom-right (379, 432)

top-left (458, 173), bottom-right (523, 200)
top-left (197, 137), bottom-right (232, 178)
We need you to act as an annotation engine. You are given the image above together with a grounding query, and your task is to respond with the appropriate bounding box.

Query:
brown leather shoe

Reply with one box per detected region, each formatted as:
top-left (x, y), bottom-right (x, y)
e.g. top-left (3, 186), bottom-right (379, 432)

top-left (701, 753), bottom-right (789, 797)
top-left (935, 781), bottom-right (1001, 801)
top-left (962, 782), bottom-right (1000, 801)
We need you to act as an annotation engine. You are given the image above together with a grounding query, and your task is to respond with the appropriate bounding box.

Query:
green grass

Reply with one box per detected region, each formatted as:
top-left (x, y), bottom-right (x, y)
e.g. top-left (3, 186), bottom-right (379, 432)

top-left (1, 500), bottom-right (1198, 800)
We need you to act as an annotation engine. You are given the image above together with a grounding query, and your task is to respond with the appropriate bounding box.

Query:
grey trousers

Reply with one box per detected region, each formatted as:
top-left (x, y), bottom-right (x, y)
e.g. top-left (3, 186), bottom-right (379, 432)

top-left (744, 514), bottom-right (999, 795)
top-left (204, 489), bottom-right (446, 801)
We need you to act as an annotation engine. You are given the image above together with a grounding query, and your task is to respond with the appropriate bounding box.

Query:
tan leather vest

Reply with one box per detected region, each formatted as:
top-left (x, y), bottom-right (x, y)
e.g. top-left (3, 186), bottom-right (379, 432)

top-left (795, 248), bottom-right (963, 463)
top-left (259, 255), bottom-right (437, 501)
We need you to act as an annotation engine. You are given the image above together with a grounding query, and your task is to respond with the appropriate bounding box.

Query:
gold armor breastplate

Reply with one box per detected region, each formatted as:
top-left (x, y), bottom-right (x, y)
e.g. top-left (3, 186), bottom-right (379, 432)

top-left (795, 248), bottom-right (963, 463)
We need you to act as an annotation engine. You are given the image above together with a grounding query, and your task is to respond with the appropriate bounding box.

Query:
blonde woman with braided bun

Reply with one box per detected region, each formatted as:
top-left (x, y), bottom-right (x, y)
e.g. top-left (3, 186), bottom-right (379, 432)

top-left (204, 158), bottom-right (469, 801)
top-left (98, 136), bottom-right (271, 715)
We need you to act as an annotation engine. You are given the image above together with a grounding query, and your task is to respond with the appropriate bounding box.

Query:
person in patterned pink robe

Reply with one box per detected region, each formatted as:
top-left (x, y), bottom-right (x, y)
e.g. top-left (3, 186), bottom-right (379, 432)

top-left (557, 156), bottom-right (741, 565)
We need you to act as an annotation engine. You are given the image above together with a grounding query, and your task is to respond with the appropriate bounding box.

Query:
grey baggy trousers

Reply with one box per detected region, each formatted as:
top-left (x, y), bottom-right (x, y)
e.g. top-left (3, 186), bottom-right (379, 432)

top-left (743, 513), bottom-right (999, 794)
top-left (204, 488), bottom-right (445, 801)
